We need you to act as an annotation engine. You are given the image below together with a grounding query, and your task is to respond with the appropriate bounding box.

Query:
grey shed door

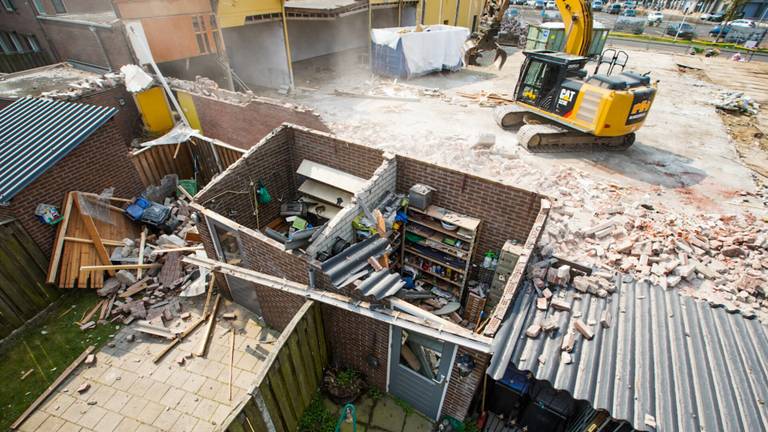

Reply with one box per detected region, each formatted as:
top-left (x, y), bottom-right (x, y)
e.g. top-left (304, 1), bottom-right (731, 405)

top-left (389, 326), bottom-right (456, 420)
top-left (208, 219), bottom-right (262, 316)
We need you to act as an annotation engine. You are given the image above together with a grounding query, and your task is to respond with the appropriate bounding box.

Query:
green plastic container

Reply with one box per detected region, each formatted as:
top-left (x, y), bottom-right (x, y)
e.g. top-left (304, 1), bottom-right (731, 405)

top-left (178, 179), bottom-right (198, 198)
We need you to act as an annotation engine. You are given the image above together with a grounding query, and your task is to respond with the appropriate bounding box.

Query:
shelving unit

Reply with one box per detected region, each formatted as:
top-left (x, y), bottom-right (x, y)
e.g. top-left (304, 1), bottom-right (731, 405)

top-left (402, 204), bottom-right (480, 299)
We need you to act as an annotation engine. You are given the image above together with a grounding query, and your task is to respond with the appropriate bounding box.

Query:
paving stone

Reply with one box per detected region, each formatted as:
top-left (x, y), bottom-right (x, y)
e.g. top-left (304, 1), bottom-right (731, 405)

top-left (122, 395), bottom-right (149, 420)
top-left (153, 408), bottom-right (182, 430)
top-left (43, 392), bottom-right (77, 415)
top-left (160, 386), bottom-right (187, 408)
top-left (94, 410), bottom-right (123, 431)
top-left (57, 421), bottom-right (83, 432)
top-left (370, 397), bottom-right (406, 432)
top-left (104, 389), bottom-right (132, 412)
top-left (17, 410), bottom-right (50, 432)
top-left (115, 417), bottom-right (141, 432)
top-left (180, 372), bottom-right (207, 394)
top-left (136, 400), bottom-right (165, 424)
top-left (194, 398), bottom-right (224, 422)
top-left (403, 412), bottom-right (433, 432)
top-left (38, 415), bottom-right (65, 432)
top-left (211, 403), bottom-right (232, 426)
top-left (191, 419), bottom-right (217, 432)
top-left (173, 412), bottom-right (200, 432)
top-left (146, 380), bottom-right (171, 403)
top-left (60, 400), bottom-right (88, 424)
top-left (78, 404), bottom-right (108, 430)
top-left (137, 424), bottom-right (161, 432)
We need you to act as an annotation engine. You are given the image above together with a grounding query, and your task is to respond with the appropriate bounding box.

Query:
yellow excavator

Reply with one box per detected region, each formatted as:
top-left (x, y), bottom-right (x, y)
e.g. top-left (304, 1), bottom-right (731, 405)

top-left (467, 0), bottom-right (657, 152)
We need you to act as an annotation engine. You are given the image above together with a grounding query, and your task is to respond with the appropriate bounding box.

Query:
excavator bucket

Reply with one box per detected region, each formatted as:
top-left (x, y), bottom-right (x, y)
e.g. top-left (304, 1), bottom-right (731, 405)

top-left (493, 48), bottom-right (508, 70)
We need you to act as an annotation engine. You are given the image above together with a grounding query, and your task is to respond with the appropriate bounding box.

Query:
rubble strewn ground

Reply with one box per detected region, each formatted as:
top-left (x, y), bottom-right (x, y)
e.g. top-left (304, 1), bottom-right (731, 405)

top-left (285, 47), bottom-right (768, 320)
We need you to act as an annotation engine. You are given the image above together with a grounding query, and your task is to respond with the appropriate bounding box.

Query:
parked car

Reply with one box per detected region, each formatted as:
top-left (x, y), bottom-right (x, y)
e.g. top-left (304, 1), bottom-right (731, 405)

top-left (709, 24), bottom-right (731, 37)
top-left (511, 0), bottom-right (527, 5)
top-left (622, 1), bottom-right (636, 8)
top-left (702, 11), bottom-right (725, 22)
top-left (591, 0), bottom-right (603, 11)
top-left (730, 19), bottom-right (756, 28)
top-left (621, 8), bottom-right (637, 17)
top-left (607, 3), bottom-right (622, 14)
top-left (534, 0), bottom-right (545, 8)
top-left (666, 22), bottom-right (695, 39)
top-left (526, 0), bottom-right (537, 5)
top-left (545, 0), bottom-right (556, 9)
top-left (647, 11), bottom-right (664, 25)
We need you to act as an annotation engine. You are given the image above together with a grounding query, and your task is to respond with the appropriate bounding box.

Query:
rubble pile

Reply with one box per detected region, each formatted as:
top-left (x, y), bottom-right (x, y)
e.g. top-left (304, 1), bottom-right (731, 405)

top-left (38, 71), bottom-right (122, 100)
top-left (714, 91), bottom-right (761, 116)
top-left (77, 181), bottom-right (208, 337)
top-left (534, 168), bottom-right (768, 320)
top-left (498, 16), bottom-right (528, 48)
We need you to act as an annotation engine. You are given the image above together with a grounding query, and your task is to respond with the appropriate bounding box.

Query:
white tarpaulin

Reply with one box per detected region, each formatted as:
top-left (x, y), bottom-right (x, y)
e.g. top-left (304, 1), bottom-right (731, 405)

top-left (140, 123), bottom-right (199, 147)
top-left (371, 25), bottom-right (469, 76)
top-left (120, 64), bottom-right (154, 93)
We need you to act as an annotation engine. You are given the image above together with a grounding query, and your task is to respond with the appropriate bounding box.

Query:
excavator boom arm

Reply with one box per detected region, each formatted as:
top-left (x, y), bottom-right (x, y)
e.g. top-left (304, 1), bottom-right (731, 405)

top-left (556, 0), bottom-right (593, 56)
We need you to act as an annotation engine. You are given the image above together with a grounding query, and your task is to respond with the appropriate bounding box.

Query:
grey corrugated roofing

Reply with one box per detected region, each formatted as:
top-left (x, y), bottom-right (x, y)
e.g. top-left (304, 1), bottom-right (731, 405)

top-left (0, 97), bottom-right (117, 204)
top-left (357, 269), bottom-right (404, 300)
top-left (489, 276), bottom-right (768, 432)
top-left (320, 236), bottom-right (389, 288)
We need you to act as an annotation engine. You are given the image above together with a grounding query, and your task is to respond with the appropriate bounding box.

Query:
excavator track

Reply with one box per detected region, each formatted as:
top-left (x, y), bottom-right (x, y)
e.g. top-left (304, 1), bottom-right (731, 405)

top-left (517, 124), bottom-right (636, 153)
top-left (494, 104), bottom-right (528, 129)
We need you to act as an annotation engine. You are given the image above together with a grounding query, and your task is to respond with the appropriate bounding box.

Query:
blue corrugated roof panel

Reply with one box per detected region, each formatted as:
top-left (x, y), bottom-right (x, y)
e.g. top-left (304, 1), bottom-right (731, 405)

top-left (0, 97), bottom-right (117, 204)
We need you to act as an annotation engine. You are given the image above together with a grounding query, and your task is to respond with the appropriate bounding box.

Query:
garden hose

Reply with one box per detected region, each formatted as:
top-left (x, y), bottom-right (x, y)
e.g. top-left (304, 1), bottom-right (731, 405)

top-left (334, 403), bottom-right (356, 432)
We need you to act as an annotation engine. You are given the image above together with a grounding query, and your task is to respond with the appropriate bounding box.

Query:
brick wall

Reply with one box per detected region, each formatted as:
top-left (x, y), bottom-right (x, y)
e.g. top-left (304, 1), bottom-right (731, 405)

top-left (7, 119), bottom-right (144, 256)
top-left (77, 85), bottom-right (140, 145)
top-left (196, 128), bottom-right (295, 231)
top-left (320, 303), bottom-right (390, 390)
top-left (291, 128), bottom-right (383, 181)
top-left (441, 347), bottom-right (490, 421)
top-left (396, 156), bottom-right (543, 263)
top-left (190, 94), bottom-right (328, 150)
top-left (39, 22), bottom-right (133, 70)
top-left (0, 1), bottom-right (56, 65)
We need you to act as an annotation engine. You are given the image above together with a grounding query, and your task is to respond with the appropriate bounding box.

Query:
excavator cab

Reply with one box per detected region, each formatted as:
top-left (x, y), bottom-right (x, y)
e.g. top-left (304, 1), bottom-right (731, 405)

top-left (513, 51), bottom-right (589, 115)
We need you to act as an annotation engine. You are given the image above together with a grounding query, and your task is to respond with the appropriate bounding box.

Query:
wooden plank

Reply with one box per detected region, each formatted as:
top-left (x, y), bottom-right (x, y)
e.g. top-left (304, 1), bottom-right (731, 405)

top-left (229, 328), bottom-right (235, 401)
top-left (153, 316), bottom-right (206, 363)
top-left (259, 380), bottom-right (286, 432)
top-left (10, 345), bottom-right (95, 430)
top-left (286, 332), bottom-right (312, 410)
top-left (137, 228), bottom-right (147, 278)
top-left (242, 398), bottom-right (269, 432)
top-left (303, 305), bottom-right (323, 383)
top-left (0, 226), bottom-right (48, 307)
top-left (80, 263), bottom-right (161, 271)
top-left (297, 179), bottom-right (352, 207)
top-left (296, 159), bottom-right (366, 193)
top-left (73, 193), bottom-right (115, 277)
top-left (47, 192), bottom-right (75, 284)
top-left (313, 304), bottom-right (328, 369)
top-left (276, 347), bottom-right (303, 419)
top-left (196, 294), bottom-right (220, 356)
top-left (295, 320), bottom-right (318, 394)
top-left (266, 367), bottom-right (297, 432)
top-left (6, 220), bottom-right (47, 273)
top-left (151, 246), bottom-right (203, 255)
top-left (119, 278), bottom-right (150, 298)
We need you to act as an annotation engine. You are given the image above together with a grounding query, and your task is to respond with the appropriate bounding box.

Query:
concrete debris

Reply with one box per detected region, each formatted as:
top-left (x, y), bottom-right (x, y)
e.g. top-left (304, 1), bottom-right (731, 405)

top-left (525, 324), bottom-right (542, 338)
top-left (714, 91), bottom-right (760, 116)
top-left (550, 298), bottom-right (571, 312)
top-left (77, 383), bottom-right (90, 393)
top-left (573, 319), bottom-right (594, 340)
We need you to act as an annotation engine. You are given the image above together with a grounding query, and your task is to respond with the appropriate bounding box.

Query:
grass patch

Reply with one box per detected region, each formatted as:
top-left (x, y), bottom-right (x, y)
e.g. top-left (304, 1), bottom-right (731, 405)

top-left (0, 290), bottom-right (118, 430)
top-left (298, 392), bottom-right (337, 432)
top-left (610, 32), bottom-right (768, 53)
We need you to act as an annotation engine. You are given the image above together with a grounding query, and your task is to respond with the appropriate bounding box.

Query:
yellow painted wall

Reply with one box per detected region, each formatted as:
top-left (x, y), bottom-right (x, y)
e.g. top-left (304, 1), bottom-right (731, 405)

top-left (134, 87), bottom-right (174, 134)
top-left (177, 91), bottom-right (203, 132)
top-left (216, 0), bottom-right (283, 28)
top-left (420, 0), bottom-right (477, 28)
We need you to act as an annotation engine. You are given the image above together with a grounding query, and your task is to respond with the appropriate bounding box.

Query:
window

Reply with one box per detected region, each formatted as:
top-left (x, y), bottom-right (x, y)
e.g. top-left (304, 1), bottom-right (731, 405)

top-left (26, 35), bottom-right (40, 52)
top-left (0, 33), bottom-right (12, 53)
top-left (51, 0), bottom-right (66, 14)
top-left (399, 330), bottom-right (442, 381)
top-left (1, 0), bottom-right (16, 12)
top-left (193, 14), bottom-right (220, 55)
top-left (32, 0), bottom-right (45, 15)
top-left (8, 32), bottom-right (24, 52)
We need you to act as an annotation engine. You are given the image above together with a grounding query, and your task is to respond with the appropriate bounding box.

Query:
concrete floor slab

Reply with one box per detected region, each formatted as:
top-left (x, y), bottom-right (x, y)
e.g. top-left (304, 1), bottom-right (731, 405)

top-left (370, 396), bottom-right (406, 432)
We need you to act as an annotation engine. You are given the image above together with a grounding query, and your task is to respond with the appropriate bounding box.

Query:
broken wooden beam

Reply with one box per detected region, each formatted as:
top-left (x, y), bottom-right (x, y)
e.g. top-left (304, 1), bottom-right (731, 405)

top-left (152, 316), bottom-right (207, 363)
top-left (137, 228), bottom-right (147, 278)
top-left (80, 263), bottom-right (162, 271)
top-left (196, 294), bottom-right (221, 357)
top-left (73, 192), bottom-right (116, 277)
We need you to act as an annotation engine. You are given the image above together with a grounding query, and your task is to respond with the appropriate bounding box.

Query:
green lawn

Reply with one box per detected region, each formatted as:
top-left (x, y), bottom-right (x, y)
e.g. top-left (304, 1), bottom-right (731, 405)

top-left (0, 290), bottom-right (117, 430)
top-left (610, 32), bottom-right (768, 53)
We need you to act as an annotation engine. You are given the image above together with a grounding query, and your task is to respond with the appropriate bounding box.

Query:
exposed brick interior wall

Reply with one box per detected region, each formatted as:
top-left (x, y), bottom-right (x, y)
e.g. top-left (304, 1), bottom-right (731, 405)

top-left (77, 85), bottom-right (140, 145)
top-left (196, 128), bottom-right (295, 230)
top-left (237, 229), bottom-right (307, 330)
top-left (291, 128), bottom-right (383, 181)
top-left (442, 347), bottom-right (490, 421)
top-left (190, 95), bottom-right (328, 150)
top-left (321, 303), bottom-right (389, 390)
top-left (396, 156), bottom-right (543, 262)
top-left (7, 119), bottom-right (144, 256)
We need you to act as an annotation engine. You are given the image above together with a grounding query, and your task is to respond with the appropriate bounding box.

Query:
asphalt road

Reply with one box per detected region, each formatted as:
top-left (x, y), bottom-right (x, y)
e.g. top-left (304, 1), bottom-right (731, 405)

top-left (515, 5), bottom-right (727, 39)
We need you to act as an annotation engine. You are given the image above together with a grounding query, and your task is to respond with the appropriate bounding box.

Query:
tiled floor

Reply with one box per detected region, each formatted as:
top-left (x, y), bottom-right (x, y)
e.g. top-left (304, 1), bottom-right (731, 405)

top-left (328, 393), bottom-right (433, 432)
top-left (18, 299), bottom-right (278, 432)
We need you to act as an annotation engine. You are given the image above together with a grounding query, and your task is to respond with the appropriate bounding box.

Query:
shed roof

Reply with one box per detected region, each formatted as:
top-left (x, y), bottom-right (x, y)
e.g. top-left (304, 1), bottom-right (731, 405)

top-left (488, 275), bottom-right (768, 432)
top-left (0, 97), bottom-right (117, 204)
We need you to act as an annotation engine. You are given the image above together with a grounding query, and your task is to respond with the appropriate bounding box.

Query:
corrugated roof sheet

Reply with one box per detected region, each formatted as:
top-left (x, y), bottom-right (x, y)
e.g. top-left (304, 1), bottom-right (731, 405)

top-left (489, 276), bottom-right (768, 432)
top-left (357, 268), bottom-right (404, 300)
top-left (0, 97), bottom-right (117, 203)
top-left (320, 236), bottom-right (389, 288)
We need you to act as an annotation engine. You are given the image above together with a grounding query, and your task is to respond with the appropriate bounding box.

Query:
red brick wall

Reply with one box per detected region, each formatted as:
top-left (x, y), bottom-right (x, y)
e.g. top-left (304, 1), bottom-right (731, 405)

top-left (77, 85), bottom-right (140, 145)
top-left (442, 347), bottom-right (490, 421)
top-left (196, 128), bottom-right (295, 230)
top-left (7, 119), bottom-right (144, 256)
top-left (190, 94), bottom-right (328, 150)
top-left (321, 304), bottom-right (389, 390)
top-left (396, 156), bottom-right (543, 262)
top-left (0, 0), bottom-right (56, 64)
top-left (291, 128), bottom-right (384, 181)
top-left (39, 21), bottom-right (134, 71)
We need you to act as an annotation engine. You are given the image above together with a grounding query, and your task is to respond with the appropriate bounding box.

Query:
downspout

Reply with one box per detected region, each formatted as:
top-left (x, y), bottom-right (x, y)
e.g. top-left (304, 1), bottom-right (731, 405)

top-left (280, 0), bottom-right (295, 88)
top-left (90, 26), bottom-right (112, 71)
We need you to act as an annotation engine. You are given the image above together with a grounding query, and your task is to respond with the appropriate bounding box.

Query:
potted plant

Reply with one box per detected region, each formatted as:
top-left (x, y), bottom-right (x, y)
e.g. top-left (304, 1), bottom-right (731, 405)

top-left (323, 367), bottom-right (366, 404)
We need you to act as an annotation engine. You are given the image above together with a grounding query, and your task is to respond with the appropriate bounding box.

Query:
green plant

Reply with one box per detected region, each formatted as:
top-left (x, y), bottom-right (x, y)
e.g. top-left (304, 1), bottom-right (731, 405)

top-left (367, 387), bottom-right (383, 401)
top-left (336, 368), bottom-right (359, 388)
top-left (298, 392), bottom-right (336, 432)
top-left (393, 396), bottom-right (414, 417)
top-left (463, 417), bottom-right (480, 432)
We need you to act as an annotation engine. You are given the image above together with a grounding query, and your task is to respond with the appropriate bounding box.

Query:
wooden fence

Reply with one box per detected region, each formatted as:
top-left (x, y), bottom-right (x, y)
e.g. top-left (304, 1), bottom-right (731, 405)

top-left (0, 219), bottom-right (61, 340)
top-left (0, 51), bottom-right (50, 73)
top-left (130, 138), bottom-right (244, 189)
top-left (224, 301), bottom-right (328, 432)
